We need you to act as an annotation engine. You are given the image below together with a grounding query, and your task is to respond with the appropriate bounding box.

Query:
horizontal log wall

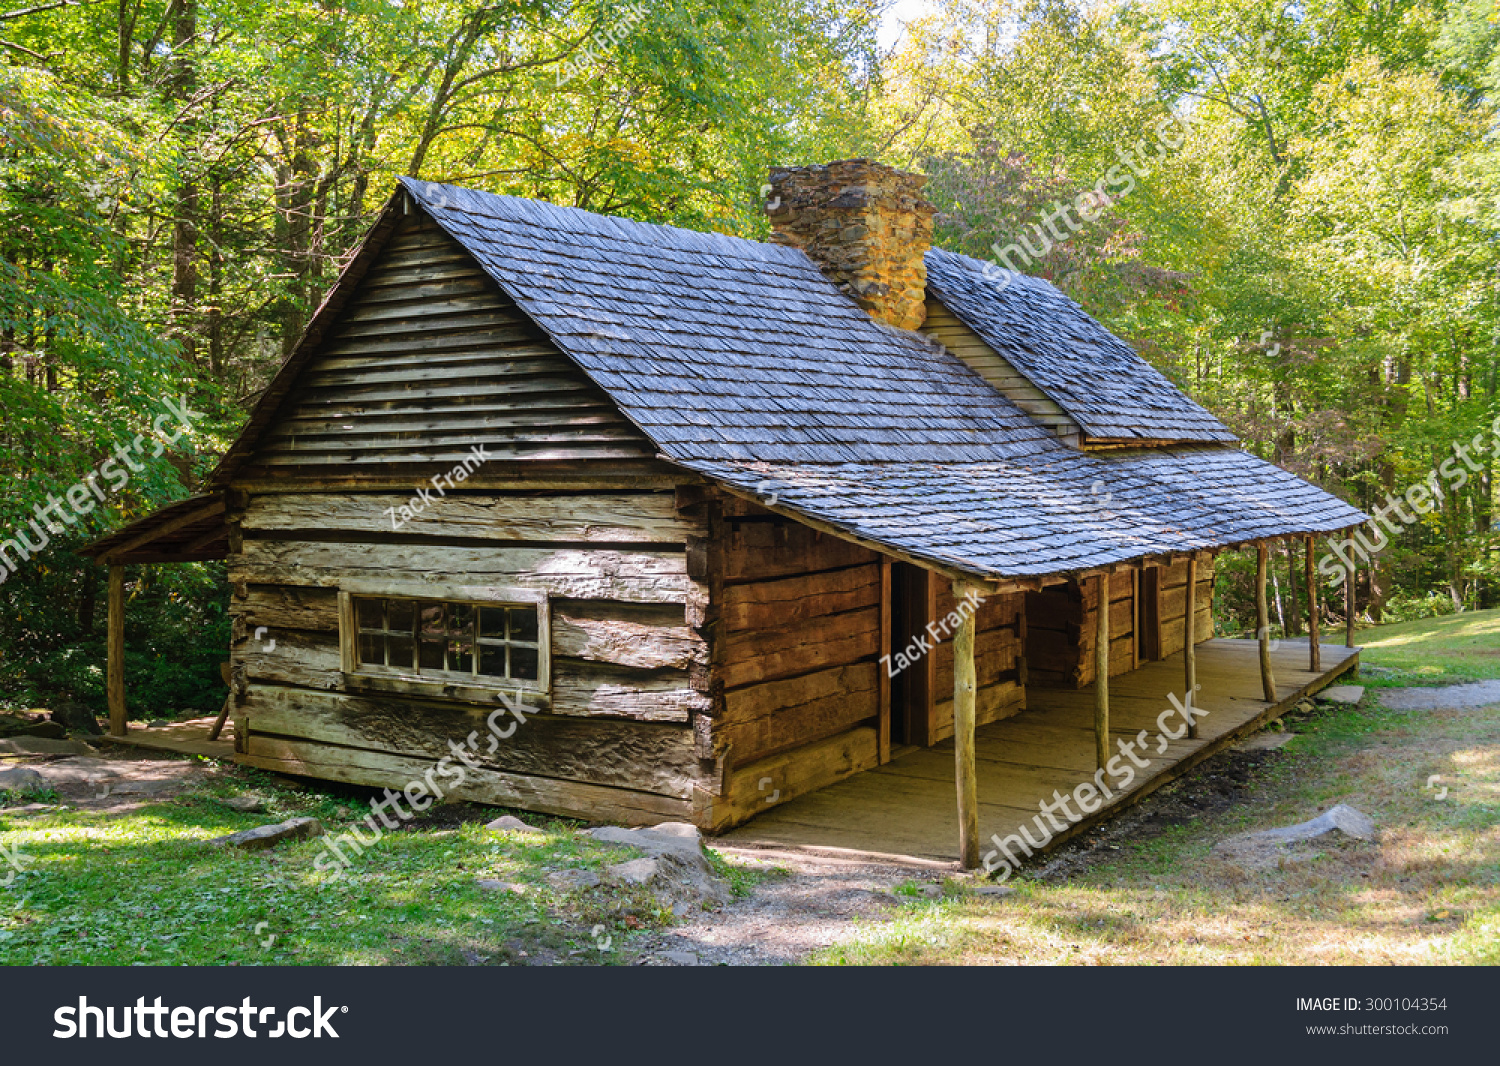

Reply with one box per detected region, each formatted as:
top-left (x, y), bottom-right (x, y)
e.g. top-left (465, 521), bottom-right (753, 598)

top-left (1155, 558), bottom-right (1216, 658)
top-left (700, 498), bottom-right (885, 830)
top-left (230, 487), bottom-right (710, 826)
top-left (1025, 561), bottom-right (1217, 689)
top-left (930, 584), bottom-right (1026, 741)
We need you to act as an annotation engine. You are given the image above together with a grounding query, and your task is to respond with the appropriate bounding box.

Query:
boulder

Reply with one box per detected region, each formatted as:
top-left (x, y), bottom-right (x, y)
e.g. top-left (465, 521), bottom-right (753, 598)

top-left (476, 879), bottom-right (527, 895)
top-left (546, 868), bottom-right (602, 891)
top-left (0, 737), bottom-right (95, 756)
top-left (1213, 804), bottom-right (1374, 867)
top-left (485, 815), bottom-right (544, 835)
top-left (1316, 685), bottom-right (1365, 705)
top-left (0, 766), bottom-right (48, 793)
top-left (223, 795), bottom-right (267, 813)
top-left (604, 858), bottom-right (660, 886)
top-left (586, 822), bottom-right (703, 859)
top-left (210, 817), bottom-right (324, 850)
top-left (49, 700), bottom-right (103, 736)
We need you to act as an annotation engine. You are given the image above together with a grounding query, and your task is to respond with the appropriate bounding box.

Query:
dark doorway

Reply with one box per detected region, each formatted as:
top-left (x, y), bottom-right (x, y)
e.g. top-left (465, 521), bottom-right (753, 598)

top-left (889, 562), bottom-right (936, 747)
top-left (1138, 566), bottom-right (1163, 661)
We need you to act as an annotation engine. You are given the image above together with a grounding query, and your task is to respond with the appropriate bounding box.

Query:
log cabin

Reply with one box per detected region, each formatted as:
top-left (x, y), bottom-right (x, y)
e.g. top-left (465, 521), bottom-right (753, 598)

top-left (84, 160), bottom-right (1368, 867)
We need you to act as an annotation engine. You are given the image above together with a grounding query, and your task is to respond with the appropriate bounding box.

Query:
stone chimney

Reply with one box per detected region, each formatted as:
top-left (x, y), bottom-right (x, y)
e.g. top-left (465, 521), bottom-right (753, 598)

top-left (766, 159), bottom-right (936, 332)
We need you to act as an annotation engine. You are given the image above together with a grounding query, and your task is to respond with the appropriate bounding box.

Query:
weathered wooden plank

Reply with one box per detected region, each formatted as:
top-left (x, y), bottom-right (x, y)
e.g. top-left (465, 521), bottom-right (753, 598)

top-left (705, 726), bottom-right (879, 831)
top-left (239, 736), bottom-right (691, 825)
top-left (720, 563), bottom-right (881, 631)
top-left (550, 660), bottom-right (708, 723)
top-left (552, 602), bottom-right (705, 670)
top-left (242, 686), bottom-right (696, 797)
top-left (719, 662), bottom-right (879, 764)
top-left (720, 607), bottom-right (880, 690)
top-left (232, 540), bottom-right (692, 603)
top-left (242, 492), bottom-right (701, 544)
top-left (722, 520), bottom-right (878, 583)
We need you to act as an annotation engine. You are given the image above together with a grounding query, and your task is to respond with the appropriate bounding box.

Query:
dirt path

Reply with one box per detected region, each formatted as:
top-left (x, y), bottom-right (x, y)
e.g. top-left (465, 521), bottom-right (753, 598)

top-left (630, 848), bottom-right (947, 965)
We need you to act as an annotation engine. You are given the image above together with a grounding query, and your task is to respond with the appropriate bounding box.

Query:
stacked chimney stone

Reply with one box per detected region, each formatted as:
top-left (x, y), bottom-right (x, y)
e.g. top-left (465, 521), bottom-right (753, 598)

top-left (766, 159), bottom-right (936, 332)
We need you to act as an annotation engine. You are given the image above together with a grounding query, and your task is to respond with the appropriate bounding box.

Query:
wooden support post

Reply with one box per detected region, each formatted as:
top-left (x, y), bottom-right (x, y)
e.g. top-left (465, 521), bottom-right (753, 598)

top-left (1305, 536), bottom-right (1321, 673)
top-left (878, 559), bottom-right (892, 764)
top-left (1256, 544), bottom-right (1277, 702)
top-left (1345, 557), bottom-right (1356, 648)
top-left (1184, 556), bottom-right (1198, 739)
top-left (1094, 573), bottom-right (1110, 770)
top-left (952, 578), bottom-right (980, 871)
top-left (107, 564), bottom-right (126, 736)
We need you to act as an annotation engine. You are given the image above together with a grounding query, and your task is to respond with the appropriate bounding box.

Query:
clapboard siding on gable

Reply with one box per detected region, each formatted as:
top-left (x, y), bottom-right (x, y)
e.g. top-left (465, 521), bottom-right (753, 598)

top-left (242, 215), bottom-right (658, 479)
top-left (923, 297), bottom-right (1080, 446)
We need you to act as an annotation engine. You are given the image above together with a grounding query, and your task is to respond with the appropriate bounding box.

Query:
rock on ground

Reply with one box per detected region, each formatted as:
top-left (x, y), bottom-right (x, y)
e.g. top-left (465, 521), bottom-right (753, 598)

top-left (1213, 804), bottom-right (1375, 868)
top-left (486, 815), bottom-right (544, 835)
top-left (0, 766), bottom-right (48, 793)
top-left (211, 817), bottom-right (324, 850)
top-left (586, 822), bottom-right (729, 909)
top-left (0, 737), bottom-right (96, 755)
top-left (1381, 680), bottom-right (1500, 712)
top-left (1316, 685), bottom-right (1365, 705)
top-left (49, 700), bottom-right (103, 736)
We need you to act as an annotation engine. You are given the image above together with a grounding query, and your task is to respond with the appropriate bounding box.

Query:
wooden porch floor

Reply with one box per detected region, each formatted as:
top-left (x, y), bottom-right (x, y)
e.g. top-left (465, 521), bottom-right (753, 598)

top-left (99, 716), bottom-right (236, 759)
top-left (719, 638), bottom-right (1360, 866)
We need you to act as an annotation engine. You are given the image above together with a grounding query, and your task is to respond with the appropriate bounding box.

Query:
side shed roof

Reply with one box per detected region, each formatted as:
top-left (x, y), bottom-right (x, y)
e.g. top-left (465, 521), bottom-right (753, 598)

top-left (924, 248), bottom-right (1236, 445)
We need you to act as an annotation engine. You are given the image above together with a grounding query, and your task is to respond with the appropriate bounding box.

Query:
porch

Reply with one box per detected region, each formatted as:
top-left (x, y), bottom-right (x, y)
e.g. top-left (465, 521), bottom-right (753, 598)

top-left (719, 638), bottom-right (1360, 865)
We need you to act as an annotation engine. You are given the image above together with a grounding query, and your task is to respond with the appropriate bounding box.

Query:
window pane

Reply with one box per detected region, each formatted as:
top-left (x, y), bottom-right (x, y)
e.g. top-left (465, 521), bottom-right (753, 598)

top-left (419, 602), bottom-right (444, 639)
top-left (448, 604), bottom-right (474, 636)
top-left (355, 597), bottom-right (383, 630)
top-left (357, 633), bottom-right (382, 665)
top-left (451, 636), bottom-right (475, 675)
top-left (479, 646), bottom-right (508, 678)
top-left (511, 647), bottom-right (539, 681)
top-left (478, 607), bottom-right (508, 641)
top-left (508, 607), bottom-right (538, 644)
top-left (419, 638), bottom-right (446, 672)
top-left (388, 635), bottom-right (415, 671)
top-left (388, 599), bottom-right (414, 633)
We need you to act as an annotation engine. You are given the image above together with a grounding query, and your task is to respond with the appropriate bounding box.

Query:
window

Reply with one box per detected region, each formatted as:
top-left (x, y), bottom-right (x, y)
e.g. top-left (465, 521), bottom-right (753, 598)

top-left (339, 586), bottom-right (548, 697)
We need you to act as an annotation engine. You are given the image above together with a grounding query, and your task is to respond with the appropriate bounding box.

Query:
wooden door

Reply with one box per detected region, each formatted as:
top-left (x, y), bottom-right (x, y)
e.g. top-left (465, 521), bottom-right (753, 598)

top-left (1138, 566), bottom-right (1163, 662)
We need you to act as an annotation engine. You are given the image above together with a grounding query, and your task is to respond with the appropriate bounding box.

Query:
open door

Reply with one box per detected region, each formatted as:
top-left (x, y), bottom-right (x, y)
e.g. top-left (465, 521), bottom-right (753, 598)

top-left (889, 562), bottom-right (937, 747)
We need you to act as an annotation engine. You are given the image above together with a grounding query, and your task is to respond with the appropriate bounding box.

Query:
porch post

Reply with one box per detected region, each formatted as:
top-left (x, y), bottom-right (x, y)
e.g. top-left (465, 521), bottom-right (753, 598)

top-left (1184, 556), bottom-right (1198, 739)
top-left (952, 578), bottom-right (980, 871)
top-left (1094, 573), bottom-right (1110, 770)
top-left (107, 563), bottom-right (126, 736)
top-left (1345, 557), bottom-right (1356, 647)
top-left (1305, 536), bottom-right (1321, 672)
top-left (1256, 543), bottom-right (1277, 702)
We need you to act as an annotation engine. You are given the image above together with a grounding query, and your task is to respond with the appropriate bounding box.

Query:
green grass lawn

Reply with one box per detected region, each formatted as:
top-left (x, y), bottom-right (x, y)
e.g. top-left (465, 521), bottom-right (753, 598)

top-left (1355, 608), bottom-right (1500, 686)
top-left (0, 763), bottom-right (764, 966)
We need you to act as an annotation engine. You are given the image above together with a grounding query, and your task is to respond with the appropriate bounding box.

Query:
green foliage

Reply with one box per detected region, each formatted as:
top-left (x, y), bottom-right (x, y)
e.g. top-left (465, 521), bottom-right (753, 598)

top-left (0, 550), bottom-right (229, 716)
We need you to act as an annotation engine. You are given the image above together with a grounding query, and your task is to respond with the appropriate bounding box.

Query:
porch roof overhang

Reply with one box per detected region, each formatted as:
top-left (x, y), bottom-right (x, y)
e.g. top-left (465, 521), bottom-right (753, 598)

top-left (673, 445), bottom-right (1371, 589)
top-left (79, 493), bottom-right (229, 565)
